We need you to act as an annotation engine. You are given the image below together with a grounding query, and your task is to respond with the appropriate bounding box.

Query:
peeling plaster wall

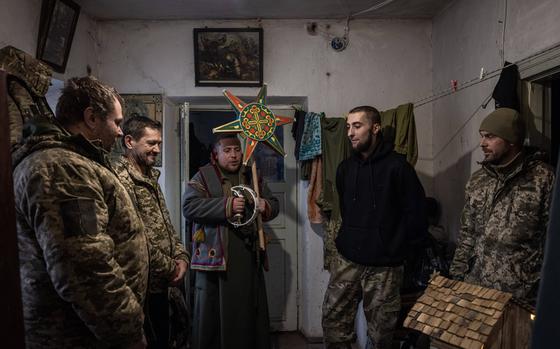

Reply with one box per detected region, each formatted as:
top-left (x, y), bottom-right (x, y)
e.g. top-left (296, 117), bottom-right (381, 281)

top-left (96, 18), bottom-right (433, 338)
top-left (96, 19), bottom-right (433, 189)
top-left (1, 0), bottom-right (98, 80)
top-left (432, 0), bottom-right (560, 240)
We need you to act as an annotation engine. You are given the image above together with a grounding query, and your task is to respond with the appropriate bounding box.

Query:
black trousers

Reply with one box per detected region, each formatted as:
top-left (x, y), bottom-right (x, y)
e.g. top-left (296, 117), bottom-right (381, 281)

top-left (146, 292), bottom-right (170, 349)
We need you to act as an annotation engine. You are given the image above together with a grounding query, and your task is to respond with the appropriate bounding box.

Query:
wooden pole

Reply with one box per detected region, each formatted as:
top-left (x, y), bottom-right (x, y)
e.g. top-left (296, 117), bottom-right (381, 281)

top-left (251, 159), bottom-right (266, 251)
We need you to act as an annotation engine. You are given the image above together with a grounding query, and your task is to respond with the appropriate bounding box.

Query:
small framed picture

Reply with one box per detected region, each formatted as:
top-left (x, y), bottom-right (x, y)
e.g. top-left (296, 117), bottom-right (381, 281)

top-left (194, 28), bottom-right (263, 87)
top-left (36, 0), bottom-right (80, 73)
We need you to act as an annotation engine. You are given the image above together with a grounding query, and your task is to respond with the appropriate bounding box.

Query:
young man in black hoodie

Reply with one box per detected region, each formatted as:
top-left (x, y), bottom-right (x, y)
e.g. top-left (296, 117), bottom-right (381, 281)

top-left (322, 106), bottom-right (427, 349)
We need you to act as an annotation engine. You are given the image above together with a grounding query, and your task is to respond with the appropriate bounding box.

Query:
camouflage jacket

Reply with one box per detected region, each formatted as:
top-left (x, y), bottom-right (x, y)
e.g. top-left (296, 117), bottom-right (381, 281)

top-left (12, 119), bottom-right (149, 348)
top-left (182, 164), bottom-right (279, 271)
top-left (450, 149), bottom-right (554, 302)
top-left (113, 156), bottom-right (189, 293)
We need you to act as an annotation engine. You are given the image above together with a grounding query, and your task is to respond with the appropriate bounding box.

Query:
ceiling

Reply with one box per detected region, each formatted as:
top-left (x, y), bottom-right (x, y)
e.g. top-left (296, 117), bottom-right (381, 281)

top-left (75, 0), bottom-right (454, 21)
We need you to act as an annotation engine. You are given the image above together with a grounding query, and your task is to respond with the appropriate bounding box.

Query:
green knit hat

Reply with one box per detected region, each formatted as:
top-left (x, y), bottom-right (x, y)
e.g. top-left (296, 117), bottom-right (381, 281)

top-left (479, 108), bottom-right (525, 144)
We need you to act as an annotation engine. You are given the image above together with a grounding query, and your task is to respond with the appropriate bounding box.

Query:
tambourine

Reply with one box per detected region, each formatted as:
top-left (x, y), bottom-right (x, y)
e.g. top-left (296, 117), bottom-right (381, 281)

top-left (228, 185), bottom-right (259, 228)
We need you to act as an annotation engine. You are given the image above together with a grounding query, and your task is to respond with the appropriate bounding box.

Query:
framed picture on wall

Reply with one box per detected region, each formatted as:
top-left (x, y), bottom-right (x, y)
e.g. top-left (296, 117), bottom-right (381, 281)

top-left (110, 94), bottom-right (164, 166)
top-left (36, 0), bottom-right (80, 73)
top-left (193, 28), bottom-right (263, 87)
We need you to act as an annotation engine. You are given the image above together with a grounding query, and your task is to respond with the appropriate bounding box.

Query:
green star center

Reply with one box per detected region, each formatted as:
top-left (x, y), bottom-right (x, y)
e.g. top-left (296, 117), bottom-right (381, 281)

top-left (239, 103), bottom-right (276, 141)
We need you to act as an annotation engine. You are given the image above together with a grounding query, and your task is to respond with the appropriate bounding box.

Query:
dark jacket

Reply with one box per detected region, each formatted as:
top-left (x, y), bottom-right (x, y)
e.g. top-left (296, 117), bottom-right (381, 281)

top-left (335, 138), bottom-right (427, 266)
top-left (183, 163), bottom-right (279, 271)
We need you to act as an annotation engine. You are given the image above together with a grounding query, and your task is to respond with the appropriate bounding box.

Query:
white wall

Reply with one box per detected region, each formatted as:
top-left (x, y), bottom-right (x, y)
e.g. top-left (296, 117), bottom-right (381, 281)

top-left (432, 0), bottom-right (560, 240)
top-left (1, 0), bottom-right (98, 80)
top-left (95, 18), bottom-right (433, 338)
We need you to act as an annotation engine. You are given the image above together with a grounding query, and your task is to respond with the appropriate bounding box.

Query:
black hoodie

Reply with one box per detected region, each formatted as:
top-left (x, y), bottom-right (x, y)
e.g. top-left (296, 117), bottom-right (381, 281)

top-left (335, 138), bottom-right (427, 266)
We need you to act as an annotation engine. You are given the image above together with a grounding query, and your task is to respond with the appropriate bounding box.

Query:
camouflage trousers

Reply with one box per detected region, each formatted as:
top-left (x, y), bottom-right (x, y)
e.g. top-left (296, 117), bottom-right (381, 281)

top-left (322, 253), bottom-right (403, 349)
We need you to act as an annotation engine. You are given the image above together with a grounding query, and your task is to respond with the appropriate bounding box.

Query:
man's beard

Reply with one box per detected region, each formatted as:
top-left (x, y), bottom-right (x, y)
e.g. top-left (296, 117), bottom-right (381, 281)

top-left (481, 147), bottom-right (509, 165)
top-left (353, 133), bottom-right (376, 153)
top-left (132, 151), bottom-right (156, 171)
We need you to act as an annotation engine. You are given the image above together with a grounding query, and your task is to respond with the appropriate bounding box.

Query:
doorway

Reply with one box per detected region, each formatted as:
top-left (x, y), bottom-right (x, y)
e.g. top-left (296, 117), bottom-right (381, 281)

top-left (181, 104), bottom-right (300, 331)
top-left (521, 73), bottom-right (560, 168)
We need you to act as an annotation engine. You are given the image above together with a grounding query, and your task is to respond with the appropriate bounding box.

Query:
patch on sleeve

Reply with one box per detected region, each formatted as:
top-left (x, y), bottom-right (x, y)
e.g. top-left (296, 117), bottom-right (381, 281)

top-left (59, 198), bottom-right (98, 237)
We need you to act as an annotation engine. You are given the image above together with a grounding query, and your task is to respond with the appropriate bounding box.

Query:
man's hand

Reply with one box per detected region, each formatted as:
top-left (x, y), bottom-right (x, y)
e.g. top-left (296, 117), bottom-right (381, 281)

top-left (126, 335), bottom-right (147, 349)
top-left (170, 259), bottom-right (188, 286)
top-left (257, 198), bottom-right (268, 213)
top-left (232, 197), bottom-right (246, 214)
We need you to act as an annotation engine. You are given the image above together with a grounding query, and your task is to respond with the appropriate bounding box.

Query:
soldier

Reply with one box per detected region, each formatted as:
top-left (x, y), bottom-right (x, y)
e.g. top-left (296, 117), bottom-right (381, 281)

top-left (12, 76), bottom-right (149, 348)
top-left (450, 108), bottom-right (555, 304)
top-left (322, 106), bottom-right (427, 349)
top-left (182, 133), bottom-right (279, 349)
top-left (114, 115), bottom-right (190, 348)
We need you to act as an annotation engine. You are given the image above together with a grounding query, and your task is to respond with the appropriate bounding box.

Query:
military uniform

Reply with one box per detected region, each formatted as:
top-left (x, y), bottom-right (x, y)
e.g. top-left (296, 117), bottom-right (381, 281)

top-left (323, 255), bottom-right (404, 349)
top-left (114, 156), bottom-right (189, 292)
top-left (183, 164), bottom-right (279, 349)
top-left (113, 156), bottom-right (190, 348)
top-left (12, 119), bottom-right (149, 348)
top-left (450, 149), bottom-right (554, 303)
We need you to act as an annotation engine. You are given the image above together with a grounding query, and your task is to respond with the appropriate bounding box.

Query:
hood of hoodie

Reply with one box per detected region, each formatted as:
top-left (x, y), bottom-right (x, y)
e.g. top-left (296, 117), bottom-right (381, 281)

top-left (351, 135), bottom-right (395, 165)
top-left (11, 117), bottom-right (110, 170)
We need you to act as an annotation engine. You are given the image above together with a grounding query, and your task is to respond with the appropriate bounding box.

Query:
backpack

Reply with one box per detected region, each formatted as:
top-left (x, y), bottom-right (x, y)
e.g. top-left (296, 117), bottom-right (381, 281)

top-left (0, 46), bottom-right (54, 150)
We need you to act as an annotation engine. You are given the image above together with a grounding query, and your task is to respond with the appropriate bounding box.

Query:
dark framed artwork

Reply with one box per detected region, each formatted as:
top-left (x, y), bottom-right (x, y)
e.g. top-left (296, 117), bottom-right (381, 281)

top-left (109, 94), bottom-right (164, 166)
top-left (37, 0), bottom-right (80, 73)
top-left (193, 28), bottom-right (263, 87)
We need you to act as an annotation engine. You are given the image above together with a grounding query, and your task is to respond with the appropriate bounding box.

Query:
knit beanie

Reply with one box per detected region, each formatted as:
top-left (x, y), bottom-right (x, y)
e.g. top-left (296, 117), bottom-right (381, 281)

top-left (479, 108), bottom-right (525, 144)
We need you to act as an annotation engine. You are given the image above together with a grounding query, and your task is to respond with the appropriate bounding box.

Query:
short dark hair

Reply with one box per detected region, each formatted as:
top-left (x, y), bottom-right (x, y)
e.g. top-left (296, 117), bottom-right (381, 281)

top-left (212, 133), bottom-right (240, 151)
top-left (55, 76), bottom-right (123, 127)
top-left (121, 115), bottom-right (162, 147)
top-left (349, 105), bottom-right (381, 125)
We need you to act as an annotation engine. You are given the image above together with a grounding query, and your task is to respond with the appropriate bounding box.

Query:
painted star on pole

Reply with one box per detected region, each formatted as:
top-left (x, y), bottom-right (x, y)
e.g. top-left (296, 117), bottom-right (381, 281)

top-left (212, 84), bottom-right (294, 165)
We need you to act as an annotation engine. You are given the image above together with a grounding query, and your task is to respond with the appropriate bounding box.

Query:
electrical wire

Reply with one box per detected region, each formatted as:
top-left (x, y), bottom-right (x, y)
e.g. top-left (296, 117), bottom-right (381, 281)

top-left (500, 0), bottom-right (509, 65)
top-left (351, 0), bottom-right (398, 18)
top-left (431, 92), bottom-right (492, 161)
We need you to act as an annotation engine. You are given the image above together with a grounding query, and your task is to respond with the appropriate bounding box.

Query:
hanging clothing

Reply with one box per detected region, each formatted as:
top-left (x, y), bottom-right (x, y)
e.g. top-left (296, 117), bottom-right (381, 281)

top-left (299, 112), bottom-right (323, 161)
top-left (380, 103), bottom-right (418, 166)
top-left (318, 117), bottom-right (352, 270)
top-left (307, 156), bottom-right (323, 224)
top-left (300, 159), bottom-right (312, 180)
top-left (291, 108), bottom-right (307, 160)
top-left (492, 62), bottom-right (520, 111)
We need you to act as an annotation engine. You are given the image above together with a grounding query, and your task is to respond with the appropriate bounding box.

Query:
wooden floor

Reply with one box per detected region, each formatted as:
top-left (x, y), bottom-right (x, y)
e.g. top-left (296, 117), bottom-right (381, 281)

top-left (271, 332), bottom-right (324, 349)
top-left (271, 332), bottom-right (362, 349)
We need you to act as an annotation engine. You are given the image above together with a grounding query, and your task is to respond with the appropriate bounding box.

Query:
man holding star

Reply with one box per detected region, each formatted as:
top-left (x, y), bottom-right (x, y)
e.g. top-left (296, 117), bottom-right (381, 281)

top-left (183, 133), bottom-right (279, 349)
top-left (183, 85), bottom-right (291, 349)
